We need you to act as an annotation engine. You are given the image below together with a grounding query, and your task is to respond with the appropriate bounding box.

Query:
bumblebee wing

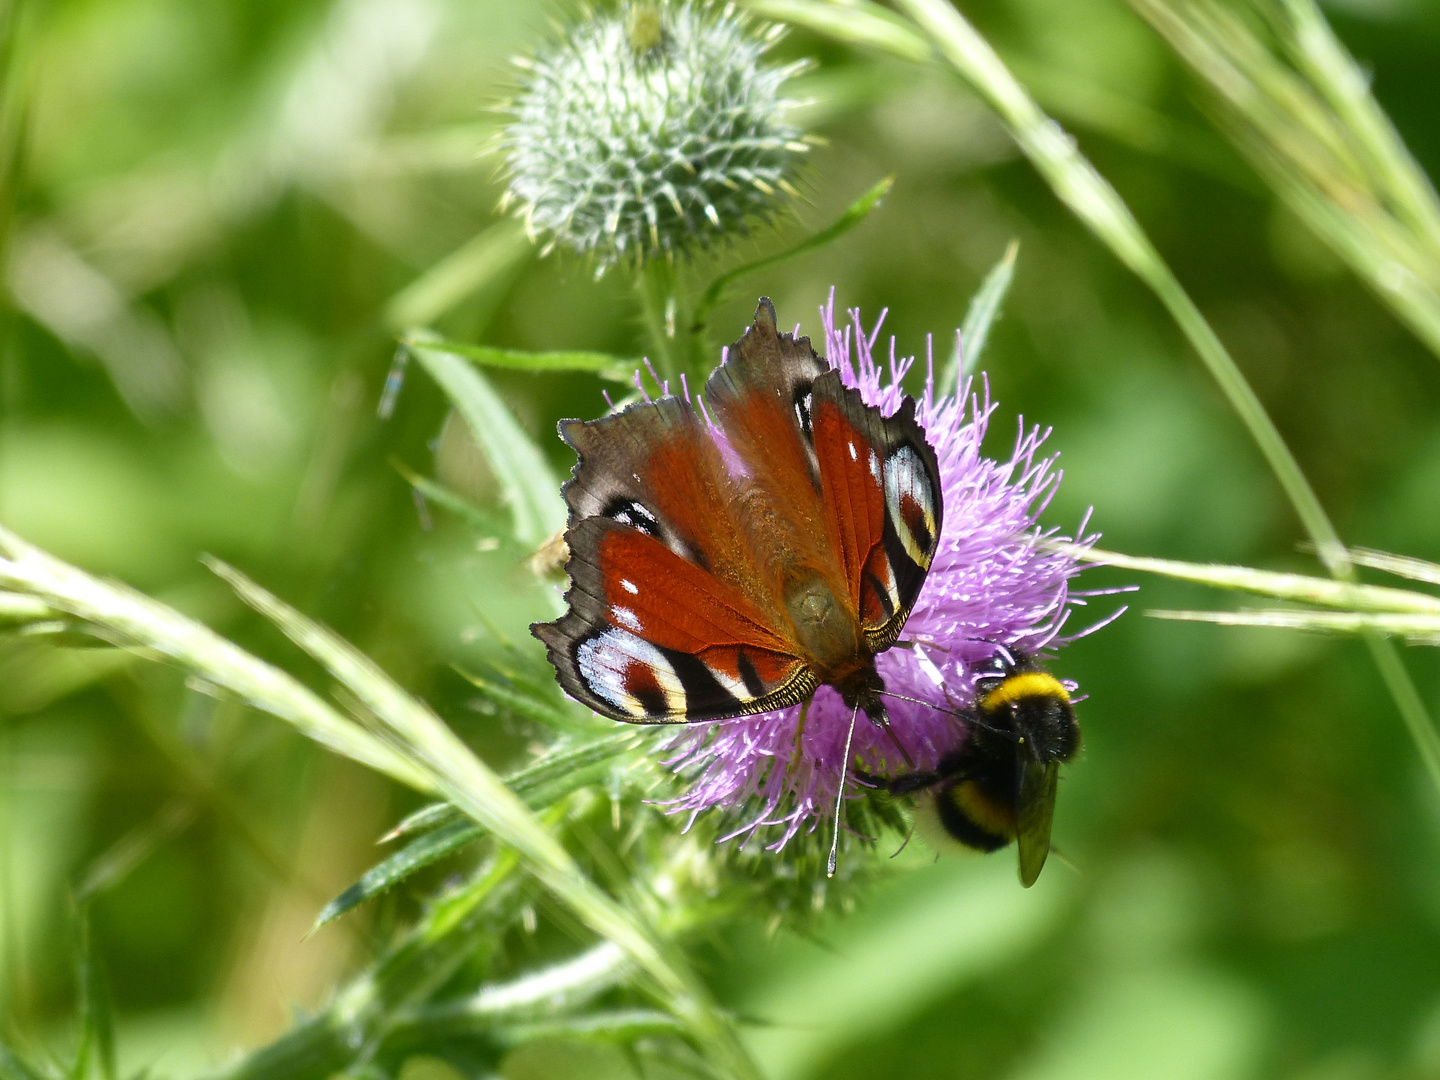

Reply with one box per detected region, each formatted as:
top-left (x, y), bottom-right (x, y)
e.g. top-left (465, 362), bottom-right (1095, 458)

top-left (1015, 758), bottom-right (1059, 888)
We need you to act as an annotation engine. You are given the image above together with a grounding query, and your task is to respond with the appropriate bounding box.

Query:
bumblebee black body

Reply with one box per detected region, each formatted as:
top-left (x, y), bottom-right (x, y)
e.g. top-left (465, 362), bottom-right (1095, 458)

top-left (870, 649), bottom-right (1079, 886)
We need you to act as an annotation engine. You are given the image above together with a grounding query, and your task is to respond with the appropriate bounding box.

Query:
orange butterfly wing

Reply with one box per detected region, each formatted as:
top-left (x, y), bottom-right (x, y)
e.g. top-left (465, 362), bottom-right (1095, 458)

top-left (532, 394), bottom-right (816, 723)
top-left (532, 298), bottom-right (942, 724)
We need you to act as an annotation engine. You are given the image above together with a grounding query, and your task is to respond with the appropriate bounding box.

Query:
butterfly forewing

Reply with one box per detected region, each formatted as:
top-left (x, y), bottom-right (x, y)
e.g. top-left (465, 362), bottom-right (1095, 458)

top-left (535, 387), bottom-right (818, 724)
top-left (535, 519), bottom-right (820, 722)
top-left (702, 301), bottom-right (838, 587)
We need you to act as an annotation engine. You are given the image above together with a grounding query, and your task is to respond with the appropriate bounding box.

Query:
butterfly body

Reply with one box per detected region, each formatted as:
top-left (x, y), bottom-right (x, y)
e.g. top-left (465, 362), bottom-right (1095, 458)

top-left (532, 298), bottom-right (943, 738)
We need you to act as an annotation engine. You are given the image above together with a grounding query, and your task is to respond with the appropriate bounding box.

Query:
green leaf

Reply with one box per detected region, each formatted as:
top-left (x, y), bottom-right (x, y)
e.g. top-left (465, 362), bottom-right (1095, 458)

top-left (406, 337), bottom-right (567, 547)
top-left (691, 176), bottom-right (894, 335)
top-left (72, 907), bottom-right (116, 1080)
top-left (383, 800), bottom-right (457, 842)
top-left (317, 731), bottom-right (640, 928)
top-left (457, 669), bottom-right (590, 734)
top-left (939, 238), bottom-right (1019, 394)
top-left (391, 459), bottom-right (519, 540)
top-left (315, 818), bottom-right (484, 930)
top-left (402, 337), bottom-right (636, 383)
top-left (202, 560), bottom-right (755, 1079)
top-left (492, 1009), bottom-right (685, 1047)
top-left (385, 219), bottom-right (531, 332)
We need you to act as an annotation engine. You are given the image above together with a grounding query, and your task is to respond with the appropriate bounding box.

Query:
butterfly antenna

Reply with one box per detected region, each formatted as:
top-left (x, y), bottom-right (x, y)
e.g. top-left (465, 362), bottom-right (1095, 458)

top-left (874, 689), bottom-right (1012, 740)
top-left (827, 703), bottom-right (860, 878)
top-left (877, 689), bottom-right (956, 713)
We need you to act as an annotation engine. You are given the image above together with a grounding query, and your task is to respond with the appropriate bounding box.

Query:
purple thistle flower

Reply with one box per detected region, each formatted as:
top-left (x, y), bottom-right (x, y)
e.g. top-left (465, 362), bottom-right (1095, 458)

top-left (662, 294), bottom-right (1105, 849)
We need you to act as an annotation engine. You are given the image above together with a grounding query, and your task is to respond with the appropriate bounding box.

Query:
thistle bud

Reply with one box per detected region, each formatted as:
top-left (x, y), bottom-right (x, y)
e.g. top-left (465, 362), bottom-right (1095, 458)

top-left (502, 1), bottom-right (807, 270)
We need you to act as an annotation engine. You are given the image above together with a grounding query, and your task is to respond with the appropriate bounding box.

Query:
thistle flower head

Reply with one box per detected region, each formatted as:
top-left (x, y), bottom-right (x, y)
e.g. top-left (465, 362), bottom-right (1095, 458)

top-left (664, 295), bottom-right (1107, 850)
top-left (502, 1), bottom-right (807, 269)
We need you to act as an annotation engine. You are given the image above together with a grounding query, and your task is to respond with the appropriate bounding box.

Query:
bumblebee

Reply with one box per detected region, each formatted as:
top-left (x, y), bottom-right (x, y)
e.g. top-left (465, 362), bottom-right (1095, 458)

top-left (871, 649), bottom-right (1079, 887)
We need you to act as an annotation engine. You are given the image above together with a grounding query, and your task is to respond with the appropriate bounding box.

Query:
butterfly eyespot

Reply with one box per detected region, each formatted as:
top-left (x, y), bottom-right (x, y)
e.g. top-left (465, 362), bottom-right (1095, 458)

top-left (605, 497), bottom-right (661, 537)
top-left (575, 626), bottom-right (686, 719)
top-left (884, 444), bottom-right (939, 569)
top-left (848, 440), bottom-right (857, 462)
top-left (620, 579), bottom-right (639, 594)
top-left (792, 386), bottom-right (814, 442)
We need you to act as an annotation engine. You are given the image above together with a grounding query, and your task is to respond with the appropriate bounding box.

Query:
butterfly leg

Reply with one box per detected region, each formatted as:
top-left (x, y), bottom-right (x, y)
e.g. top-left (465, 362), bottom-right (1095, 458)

top-left (895, 636), bottom-right (949, 652)
top-left (827, 703), bottom-right (860, 879)
top-left (880, 720), bottom-right (916, 769)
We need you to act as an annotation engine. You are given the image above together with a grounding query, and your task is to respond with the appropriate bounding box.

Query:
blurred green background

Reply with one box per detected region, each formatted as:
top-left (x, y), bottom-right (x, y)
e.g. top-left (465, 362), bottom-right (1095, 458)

top-left (3, 0), bottom-right (1440, 1077)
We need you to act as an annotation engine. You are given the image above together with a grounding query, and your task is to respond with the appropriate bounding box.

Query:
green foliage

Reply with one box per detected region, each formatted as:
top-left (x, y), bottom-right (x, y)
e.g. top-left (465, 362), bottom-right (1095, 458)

top-left (3, 0), bottom-right (1440, 1078)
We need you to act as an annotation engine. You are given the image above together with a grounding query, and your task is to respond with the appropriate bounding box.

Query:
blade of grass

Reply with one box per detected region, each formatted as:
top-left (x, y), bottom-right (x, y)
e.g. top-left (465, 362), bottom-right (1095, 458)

top-left (204, 558), bottom-right (760, 1080)
top-left (1149, 607), bottom-right (1440, 639)
top-left (890, 0), bottom-right (1348, 569)
top-left (406, 337), bottom-right (566, 547)
top-left (958, 238), bottom-right (1019, 376)
top-left (1133, 0), bottom-right (1440, 361)
top-left (0, 526), bottom-right (434, 791)
top-left (763, 0), bottom-right (1440, 800)
top-left (691, 175), bottom-right (895, 335)
top-left (0, 592), bottom-right (51, 625)
top-left (1345, 547), bottom-right (1440, 588)
top-left (938, 238), bottom-right (1019, 394)
top-left (74, 799), bottom-right (195, 902)
top-left (1054, 542), bottom-right (1440, 613)
top-left (457, 668), bottom-right (592, 734)
top-left (385, 219), bottom-right (531, 332)
top-left (1277, 0), bottom-right (1440, 249)
top-left (1061, 540), bottom-right (1440, 779)
top-left (71, 907), bottom-right (115, 1080)
top-left (402, 338), bottom-right (636, 383)
top-left (744, 0), bottom-right (931, 62)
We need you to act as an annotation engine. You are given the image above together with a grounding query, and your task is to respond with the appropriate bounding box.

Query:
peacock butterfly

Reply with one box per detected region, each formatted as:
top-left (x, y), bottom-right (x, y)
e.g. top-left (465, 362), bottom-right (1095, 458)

top-left (531, 298), bottom-right (943, 752)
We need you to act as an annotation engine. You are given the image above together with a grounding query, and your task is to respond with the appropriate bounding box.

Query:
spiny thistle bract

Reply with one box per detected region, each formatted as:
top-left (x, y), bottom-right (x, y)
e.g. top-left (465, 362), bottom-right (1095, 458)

top-left (502, 1), bottom-right (808, 270)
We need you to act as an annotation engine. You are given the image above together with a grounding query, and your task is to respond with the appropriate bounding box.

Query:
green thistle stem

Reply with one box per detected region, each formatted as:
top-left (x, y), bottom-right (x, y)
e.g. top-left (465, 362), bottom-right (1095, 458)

top-left (638, 257), bottom-right (685, 387)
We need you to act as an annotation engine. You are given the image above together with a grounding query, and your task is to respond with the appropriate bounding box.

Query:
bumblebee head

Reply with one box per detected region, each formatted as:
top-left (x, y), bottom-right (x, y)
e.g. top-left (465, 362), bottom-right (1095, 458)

top-left (973, 652), bottom-right (1080, 766)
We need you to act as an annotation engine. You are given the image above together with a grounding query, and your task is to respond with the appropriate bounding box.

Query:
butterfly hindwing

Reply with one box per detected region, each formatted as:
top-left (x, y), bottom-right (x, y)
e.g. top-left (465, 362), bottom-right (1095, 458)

top-left (537, 385), bottom-right (817, 724)
top-left (535, 517), bottom-right (816, 722)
